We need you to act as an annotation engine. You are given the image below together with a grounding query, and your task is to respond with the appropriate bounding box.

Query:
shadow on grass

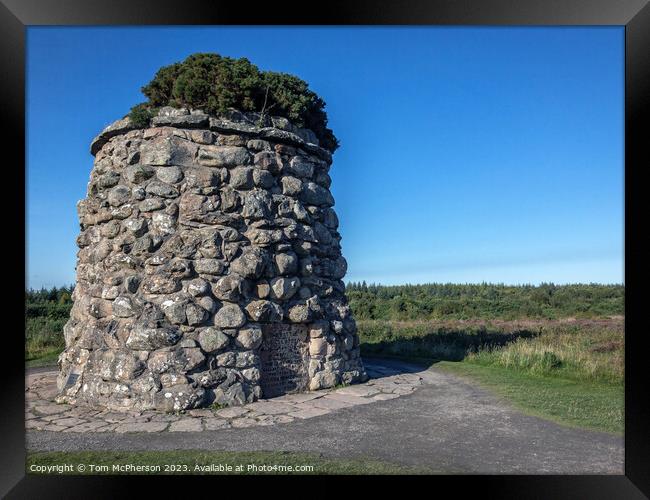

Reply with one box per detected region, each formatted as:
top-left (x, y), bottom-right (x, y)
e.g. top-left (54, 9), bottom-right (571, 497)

top-left (360, 327), bottom-right (539, 377)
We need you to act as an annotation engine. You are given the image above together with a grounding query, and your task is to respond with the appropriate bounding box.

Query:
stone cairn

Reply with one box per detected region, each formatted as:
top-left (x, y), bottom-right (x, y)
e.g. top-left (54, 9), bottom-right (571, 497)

top-left (56, 107), bottom-right (367, 412)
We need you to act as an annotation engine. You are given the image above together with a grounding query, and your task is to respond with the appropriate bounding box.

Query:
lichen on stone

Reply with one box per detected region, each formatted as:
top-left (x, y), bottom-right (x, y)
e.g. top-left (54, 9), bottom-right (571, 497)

top-left (58, 106), bottom-right (366, 413)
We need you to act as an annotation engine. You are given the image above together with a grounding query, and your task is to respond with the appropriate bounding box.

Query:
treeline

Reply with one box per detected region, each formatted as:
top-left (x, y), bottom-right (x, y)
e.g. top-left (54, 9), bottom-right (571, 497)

top-left (26, 285), bottom-right (74, 304)
top-left (25, 286), bottom-right (74, 320)
top-left (25, 282), bottom-right (625, 321)
top-left (345, 282), bottom-right (624, 320)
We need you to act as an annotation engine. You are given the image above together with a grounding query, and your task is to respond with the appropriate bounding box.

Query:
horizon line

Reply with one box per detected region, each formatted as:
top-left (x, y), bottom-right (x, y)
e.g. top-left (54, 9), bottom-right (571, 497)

top-left (24, 280), bottom-right (625, 292)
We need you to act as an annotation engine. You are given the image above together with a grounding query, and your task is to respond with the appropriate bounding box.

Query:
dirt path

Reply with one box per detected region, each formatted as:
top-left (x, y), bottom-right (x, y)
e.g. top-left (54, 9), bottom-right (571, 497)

top-left (26, 359), bottom-right (623, 473)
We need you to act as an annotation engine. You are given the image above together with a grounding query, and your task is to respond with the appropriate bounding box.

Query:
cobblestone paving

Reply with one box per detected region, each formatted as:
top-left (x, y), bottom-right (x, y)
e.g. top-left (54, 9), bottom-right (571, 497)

top-left (25, 363), bottom-right (423, 433)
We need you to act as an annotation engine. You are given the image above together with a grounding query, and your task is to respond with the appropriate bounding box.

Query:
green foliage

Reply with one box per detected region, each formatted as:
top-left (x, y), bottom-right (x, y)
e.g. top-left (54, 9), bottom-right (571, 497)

top-left (26, 285), bottom-right (74, 305)
top-left (25, 286), bottom-right (73, 362)
top-left (130, 53), bottom-right (339, 152)
top-left (25, 317), bottom-right (66, 362)
top-left (346, 282), bottom-right (624, 321)
top-left (128, 103), bottom-right (156, 128)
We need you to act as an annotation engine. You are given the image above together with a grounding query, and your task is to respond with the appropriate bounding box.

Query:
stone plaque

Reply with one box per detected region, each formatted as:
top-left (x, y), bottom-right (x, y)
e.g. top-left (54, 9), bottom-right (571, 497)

top-left (65, 373), bottom-right (79, 388)
top-left (259, 324), bottom-right (310, 398)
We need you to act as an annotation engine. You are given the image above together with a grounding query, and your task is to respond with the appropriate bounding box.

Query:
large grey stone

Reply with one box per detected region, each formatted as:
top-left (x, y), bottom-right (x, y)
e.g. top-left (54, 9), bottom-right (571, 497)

top-left (156, 166), bottom-right (184, 184)
top-left (139, 198), bottom-right (165, 212)
top-left (281, 176), bottom-right (302, 196)
top-left (269, 277), bottom-right (300, 300)
top-left (287, 303), bottom-right (312, 323)
top-left (214, 304), bottom-right (247, 328)
top-left (108, 185), bottom-right (131, 207)
top-left (112, 296), bottom-right (137, 318)
top-left (212, 275), bottom-right (245, 302)
top-left (229, 167), bottom-right (254, 189)
top-left (300, 182), bottom-right (334, 206)
top-left (235, 325), bottom-right (263, 349)
top-left (244, 300), bottom-right (283, 322)
top-left (198, 328), bottom-right (230, 353)
top-left (90, 117), bottom-right (138, 155)
top-left (123, 218), bottom-right (148, 237)
top-left (187, 278), bottom-right (210, 297)
top-left (242, 190), bottom-right (272, 219)
top-left (178, 193), bottom-right (221, 225)
top-left (124, 164), bottom-right (154, 184)
top-left (152, 113), bottom-right (209, 129)
top-left (231, 247), bottom-right (267, 279)
top-left (193, 259), bottom-right (226, 275)
top-left (154, 384), bottom-right (205, 412)
top-left (125, 325), bottom-right (181, 350)
top-left (186, 302), bottom-right (208, 326)
top-left (96, 171), bottom-right (121, 190)
top-left (198, 146), bottom-right (250, 167)
top-left (275, 252), bottom-right (298, 275)
top-left (93, 349), bottom-right (145, 382)
top-left (140, 136), bottom-right (198, 167)
top-left (286, 157), bottom-right (315, 178)
top-left (146, 181), bottom-right (179, 198)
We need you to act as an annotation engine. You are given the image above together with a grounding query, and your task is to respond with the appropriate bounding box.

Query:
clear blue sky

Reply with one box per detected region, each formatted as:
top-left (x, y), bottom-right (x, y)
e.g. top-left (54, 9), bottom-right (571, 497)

top-left (26, 26), bottom-right (624, 289)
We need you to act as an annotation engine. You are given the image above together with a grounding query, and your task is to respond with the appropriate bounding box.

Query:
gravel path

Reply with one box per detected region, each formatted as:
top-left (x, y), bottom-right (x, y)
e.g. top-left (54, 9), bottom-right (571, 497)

top-left (26, 358), bottom-right (623, 473)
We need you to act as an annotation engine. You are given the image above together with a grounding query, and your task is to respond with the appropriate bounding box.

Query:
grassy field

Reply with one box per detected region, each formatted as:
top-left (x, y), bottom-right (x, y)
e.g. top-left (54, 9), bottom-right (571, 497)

top-left (358, 317), bottom-right (624, 434)
top-left (26, 316), bottom-right (66, 367)
top-left (27, 450), bottom-right (424, 475)
top-left (25, 297), bottom-right (69, 367)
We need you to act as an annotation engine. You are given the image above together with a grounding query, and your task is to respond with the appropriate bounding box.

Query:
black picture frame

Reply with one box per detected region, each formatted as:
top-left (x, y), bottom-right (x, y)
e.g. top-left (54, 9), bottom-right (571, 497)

top-left (3, 0), bottom-right (647, 496)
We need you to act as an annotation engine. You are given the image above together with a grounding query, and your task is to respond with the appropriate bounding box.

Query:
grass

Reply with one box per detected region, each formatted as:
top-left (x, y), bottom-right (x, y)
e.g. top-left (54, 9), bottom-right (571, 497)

top-left (358, 318), bottom-right (624, 384)
top-left (465, 319), bottom-right (623, 385)
top-left (358, 317), bottom-right (624, 434)
top-left (27, 450), bottom-right (425, 475)
top-left (26, 349), bottom-right (60, 368)
top-left (436, 361), bottom-right (623, 434)
top-left (25, 316), bottom-right (66, 365)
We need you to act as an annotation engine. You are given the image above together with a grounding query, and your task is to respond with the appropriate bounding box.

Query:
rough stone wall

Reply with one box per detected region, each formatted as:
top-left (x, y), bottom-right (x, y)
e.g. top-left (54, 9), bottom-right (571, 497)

top-left (56, 107), bottom-right (366, 412)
